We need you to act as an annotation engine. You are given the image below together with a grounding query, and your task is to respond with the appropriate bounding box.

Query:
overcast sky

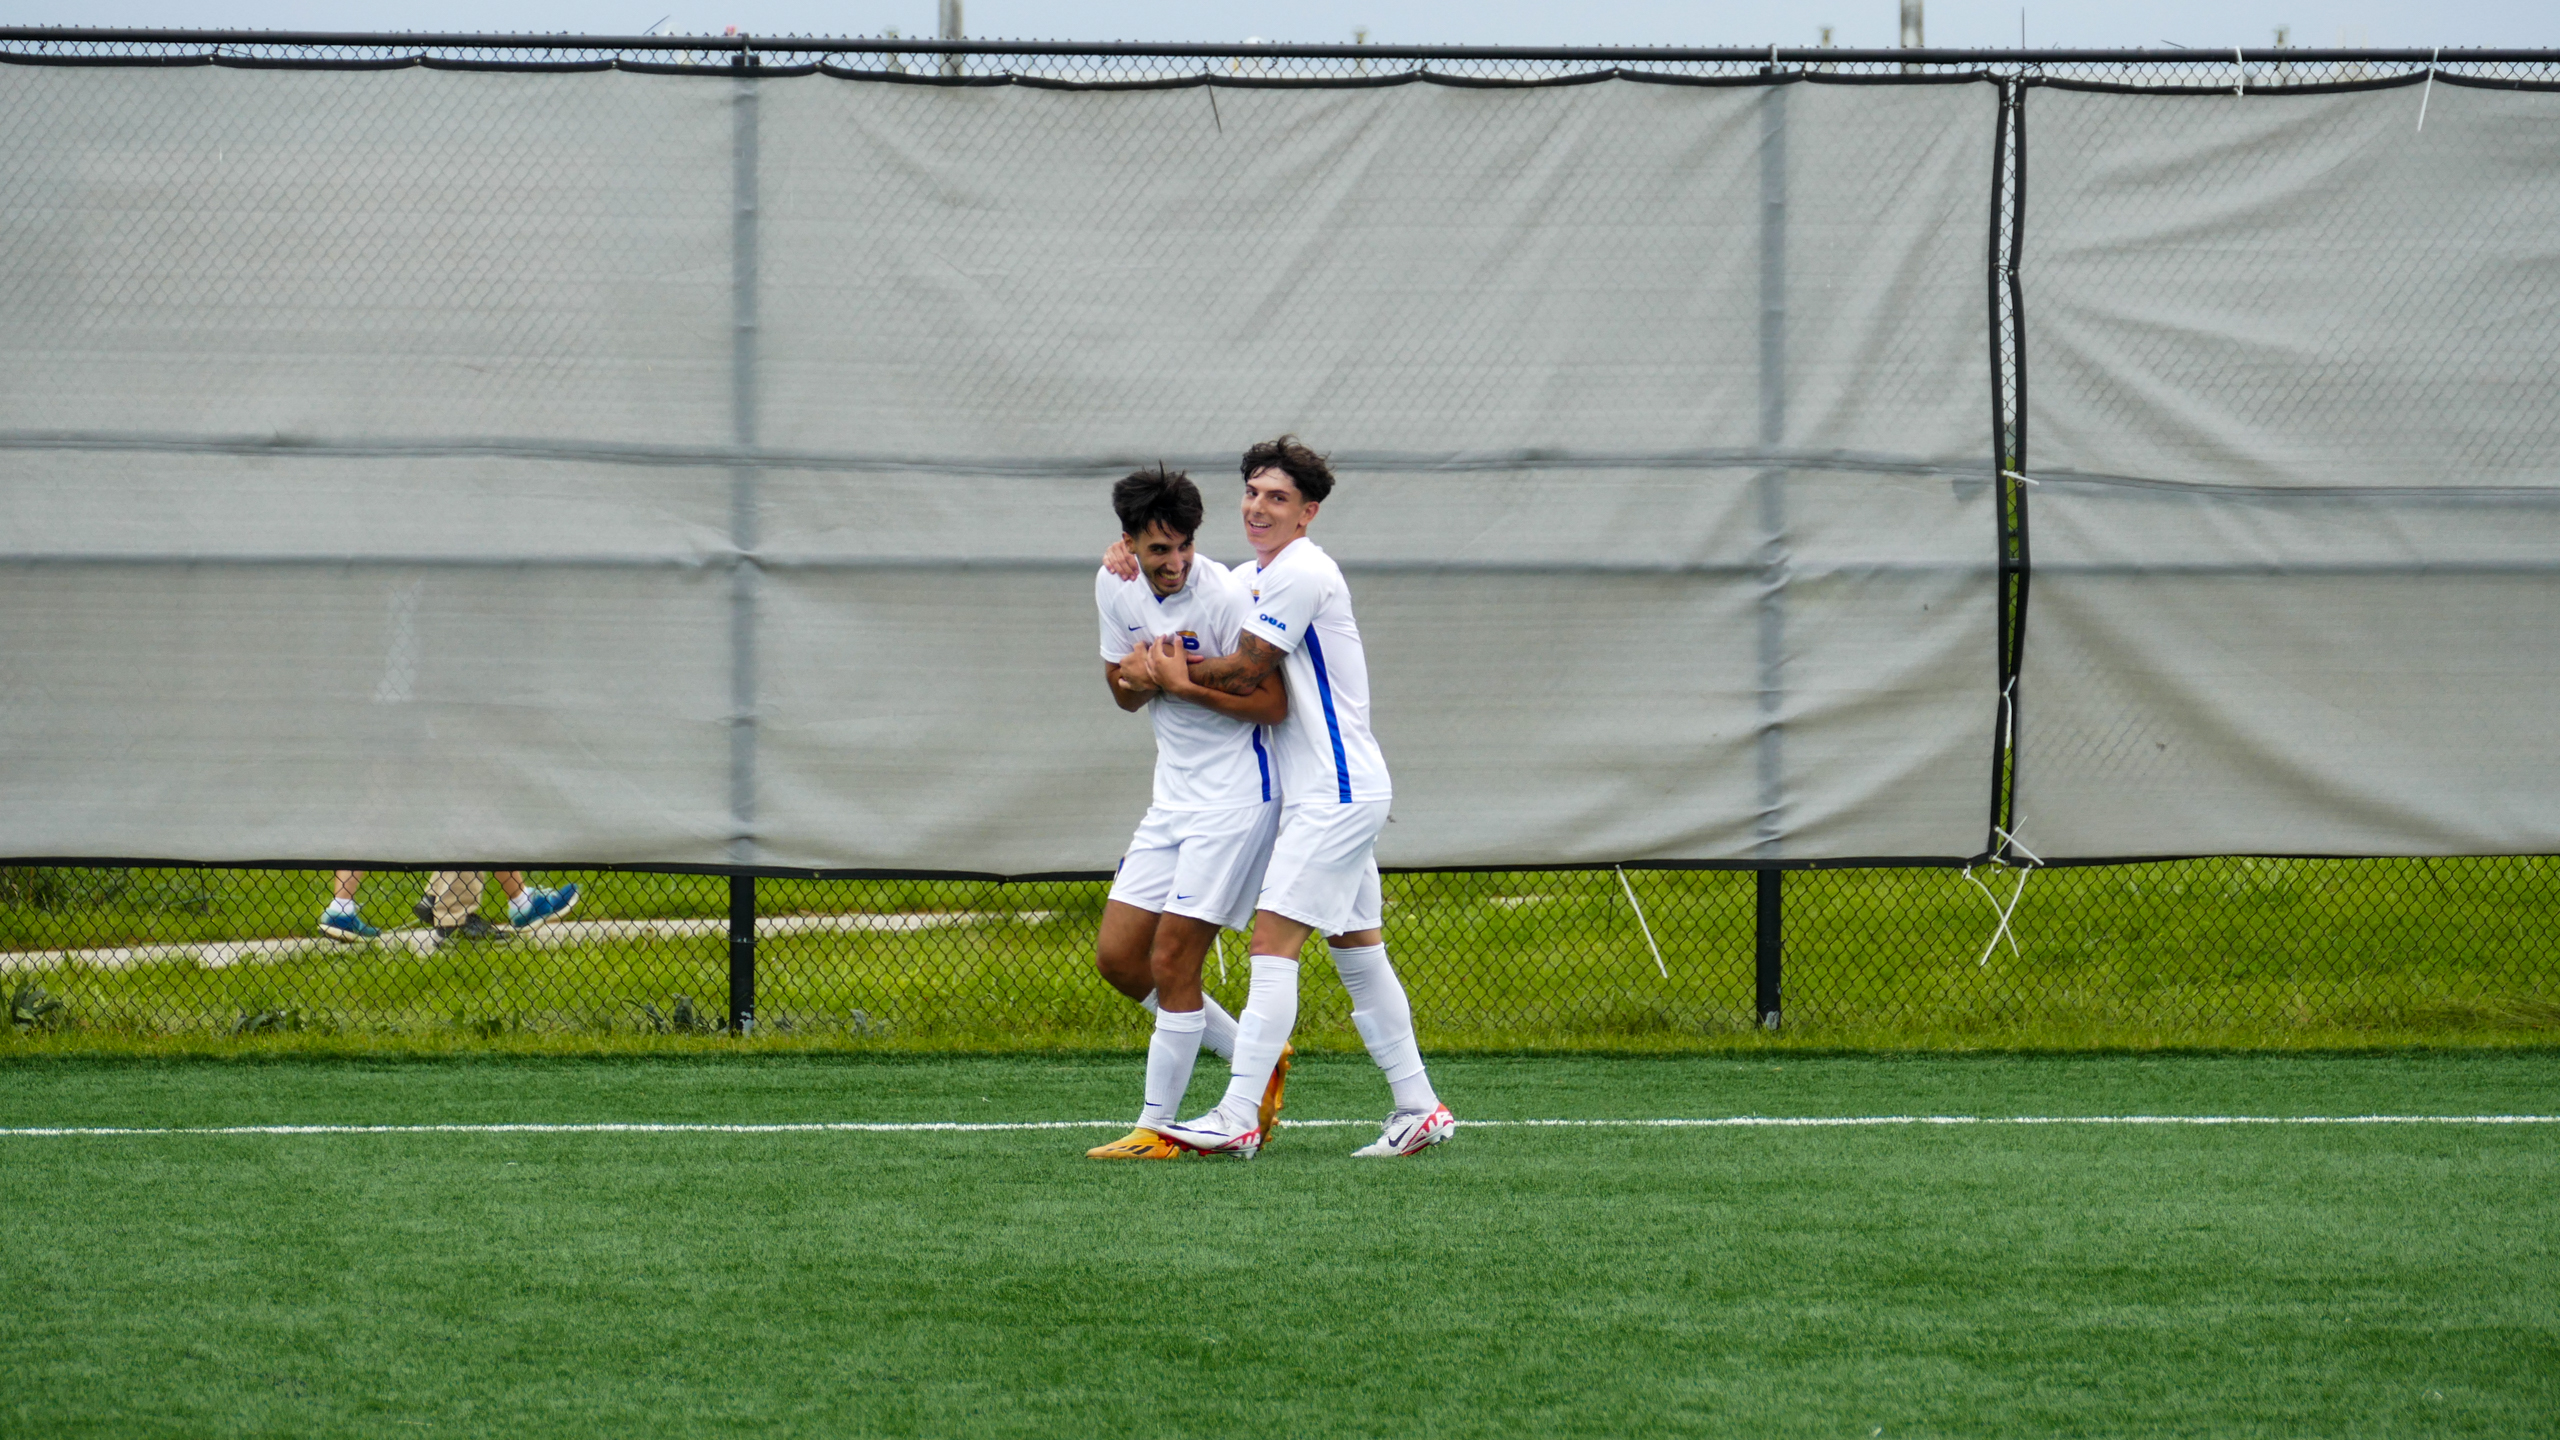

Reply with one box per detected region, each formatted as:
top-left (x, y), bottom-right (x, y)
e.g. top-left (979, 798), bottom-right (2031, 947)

top-left (4, 2), bottom-right (2553, 51)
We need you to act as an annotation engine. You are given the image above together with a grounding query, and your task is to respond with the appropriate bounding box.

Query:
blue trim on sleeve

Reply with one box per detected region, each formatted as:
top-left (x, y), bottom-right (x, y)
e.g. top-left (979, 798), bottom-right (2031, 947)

top-left (1302, 629), bottom-right (1355, 804)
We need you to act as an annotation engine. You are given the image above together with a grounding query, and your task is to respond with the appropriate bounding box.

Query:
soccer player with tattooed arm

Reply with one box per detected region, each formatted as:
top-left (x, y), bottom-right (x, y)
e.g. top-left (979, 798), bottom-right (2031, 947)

top-left (1110, 436), bottom-right (1455, 1159)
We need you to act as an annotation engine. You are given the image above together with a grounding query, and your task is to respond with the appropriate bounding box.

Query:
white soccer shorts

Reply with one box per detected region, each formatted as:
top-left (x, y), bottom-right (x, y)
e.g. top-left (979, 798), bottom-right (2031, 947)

top-left (1255, 799), bottom-right (1389, 938)
top-left (1107, 802), bottom-right (1282, 932)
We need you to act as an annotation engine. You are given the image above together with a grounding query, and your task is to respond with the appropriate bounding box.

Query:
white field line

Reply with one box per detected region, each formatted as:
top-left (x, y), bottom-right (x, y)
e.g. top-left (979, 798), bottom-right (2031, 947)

top-left (2, 1115), bottom-right (2554, 1138)
top-left (0, 910), bottom-right (1057, 976)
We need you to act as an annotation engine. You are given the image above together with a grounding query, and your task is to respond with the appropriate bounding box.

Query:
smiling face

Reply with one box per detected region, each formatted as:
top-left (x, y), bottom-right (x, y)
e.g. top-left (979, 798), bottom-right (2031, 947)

top-left (1128, 520), bottom-right (1195, 598)
top-left (1241, 467), bottom-right (1319, 564)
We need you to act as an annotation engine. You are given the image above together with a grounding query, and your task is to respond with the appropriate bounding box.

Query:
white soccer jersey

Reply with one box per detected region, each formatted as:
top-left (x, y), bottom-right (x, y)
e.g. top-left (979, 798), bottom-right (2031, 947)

top-left (1241, 538), bottom-right (1392, 806)
top-left (1096, 556), bottom-right (1273, 811)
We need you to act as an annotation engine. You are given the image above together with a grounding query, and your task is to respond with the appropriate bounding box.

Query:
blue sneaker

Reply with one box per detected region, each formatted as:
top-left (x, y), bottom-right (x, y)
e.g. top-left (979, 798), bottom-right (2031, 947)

top-left (319, 906), bottom-right (379, 943)
top-left (508, 883), bottom-right (579, 930)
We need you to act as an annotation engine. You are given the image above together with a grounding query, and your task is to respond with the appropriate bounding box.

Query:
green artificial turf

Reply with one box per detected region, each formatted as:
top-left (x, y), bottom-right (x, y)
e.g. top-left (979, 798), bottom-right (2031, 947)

top-left (3, 1053), bottom-right (2555, 1437)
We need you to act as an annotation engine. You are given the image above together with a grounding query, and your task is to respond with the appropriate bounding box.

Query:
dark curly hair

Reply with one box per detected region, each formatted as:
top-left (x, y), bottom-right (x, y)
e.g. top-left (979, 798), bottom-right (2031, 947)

top-left (1111, 465), bottom-right (1205, 541)
top-left (1239, 434), bottom-right (1335, 505)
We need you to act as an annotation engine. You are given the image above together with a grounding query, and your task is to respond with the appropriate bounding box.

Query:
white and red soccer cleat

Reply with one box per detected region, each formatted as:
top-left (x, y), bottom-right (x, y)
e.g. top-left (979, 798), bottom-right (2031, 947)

top-left (1351, 1103), bottom-right (1455, 1158)
top-left (1158, 1111), bottom-right (1264, 1159)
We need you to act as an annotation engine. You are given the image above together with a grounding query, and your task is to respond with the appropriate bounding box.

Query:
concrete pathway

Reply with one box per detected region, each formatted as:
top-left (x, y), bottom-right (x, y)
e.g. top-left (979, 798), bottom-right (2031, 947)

top-left (0, 910), bottom-right (1058, 974)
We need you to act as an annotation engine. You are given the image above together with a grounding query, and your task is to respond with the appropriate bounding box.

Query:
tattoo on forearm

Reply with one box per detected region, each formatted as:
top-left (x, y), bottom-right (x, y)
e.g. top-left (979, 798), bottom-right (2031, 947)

top-left (1204, 634), bottom-right (1287, 697)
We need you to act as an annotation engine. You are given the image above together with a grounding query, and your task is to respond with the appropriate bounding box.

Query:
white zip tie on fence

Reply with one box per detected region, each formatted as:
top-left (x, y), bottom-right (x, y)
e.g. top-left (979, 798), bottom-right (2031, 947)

top-left (1995, 826), bottom-right (2046, 868)
top-left (2001, 469), bottom-right (2039, 486)
top-left (2234, 46), bottom-right (2246, 96)
top-left (1616, 865), bottom-right (1670, 978)
top-left (2417, 48), bottom-right (2440, 132)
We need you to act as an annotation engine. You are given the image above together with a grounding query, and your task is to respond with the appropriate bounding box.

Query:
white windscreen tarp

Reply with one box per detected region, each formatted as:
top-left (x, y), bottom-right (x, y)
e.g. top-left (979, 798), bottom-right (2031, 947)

top-left (2014, 80), bottom-right (2560, 858)
top-left (0, 67), bottom-right (1999, 870)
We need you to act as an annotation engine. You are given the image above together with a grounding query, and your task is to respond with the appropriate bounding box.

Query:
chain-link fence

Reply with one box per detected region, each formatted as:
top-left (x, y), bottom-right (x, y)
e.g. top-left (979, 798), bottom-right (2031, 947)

top-left (4, 36), bottom-right (2557, 1047)
top-left (2, 31), bottom-right (2556, 86)
top-left (3, 859), bottom-right (2554, 1044)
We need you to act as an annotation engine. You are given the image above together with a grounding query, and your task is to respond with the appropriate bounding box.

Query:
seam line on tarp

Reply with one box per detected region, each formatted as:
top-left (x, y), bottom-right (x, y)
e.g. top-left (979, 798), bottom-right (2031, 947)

top-left (2015, 470), bottom-right (2560, 505)
top-left (0, 432), bottom-right (2002, 481)
top-left (2025, 71), bottom-right (2428, 96)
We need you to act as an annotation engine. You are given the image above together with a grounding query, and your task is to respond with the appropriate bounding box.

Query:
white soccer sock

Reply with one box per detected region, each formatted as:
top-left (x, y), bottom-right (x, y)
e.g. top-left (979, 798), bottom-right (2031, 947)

top-left (1331, 943), bottom-right (1439, 1114)
top-left (1138, 1006), bottom-right (1208, 1128)
top-left (1199, 996), bottom-right (1239, 1059)
top-left (1211, 955), bottom-right (1299, 1130)
top-left (1135, 989), bottom-right (1236, 1059)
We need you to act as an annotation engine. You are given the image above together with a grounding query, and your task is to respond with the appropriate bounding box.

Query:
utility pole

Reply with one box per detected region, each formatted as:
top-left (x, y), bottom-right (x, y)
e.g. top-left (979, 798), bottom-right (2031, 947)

top-left (939, 0), bottom-right (963, 77)
top-left (1900, 0), bottom-right (1924, 72)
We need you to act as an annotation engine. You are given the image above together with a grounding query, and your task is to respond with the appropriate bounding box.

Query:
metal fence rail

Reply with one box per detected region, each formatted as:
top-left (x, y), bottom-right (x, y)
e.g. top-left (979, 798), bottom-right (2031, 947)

top-left (3, 859), bottom-right (2552, 1044)
top-left (3, 30), bottom-right (2558, 86)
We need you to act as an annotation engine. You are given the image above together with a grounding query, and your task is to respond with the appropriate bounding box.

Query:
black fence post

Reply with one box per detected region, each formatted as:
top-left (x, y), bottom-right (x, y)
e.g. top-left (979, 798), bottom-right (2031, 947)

top-left (1755, 870), bottom-right (1783, 1030)
top-left (727, 874), bottom-right (756, 1035)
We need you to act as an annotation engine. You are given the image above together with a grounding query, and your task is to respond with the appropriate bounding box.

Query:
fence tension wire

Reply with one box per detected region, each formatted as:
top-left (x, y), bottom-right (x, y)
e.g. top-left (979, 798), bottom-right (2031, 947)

top-left (1615, 865), bottom-right (1670, 979)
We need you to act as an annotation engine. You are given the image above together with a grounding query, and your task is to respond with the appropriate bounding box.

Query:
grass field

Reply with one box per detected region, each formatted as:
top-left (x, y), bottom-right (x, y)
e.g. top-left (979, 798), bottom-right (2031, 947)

top-left (5, 859), bottom-right (2559, 1050)
top-left (4, 1052), bottom-right (2556, 1436)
